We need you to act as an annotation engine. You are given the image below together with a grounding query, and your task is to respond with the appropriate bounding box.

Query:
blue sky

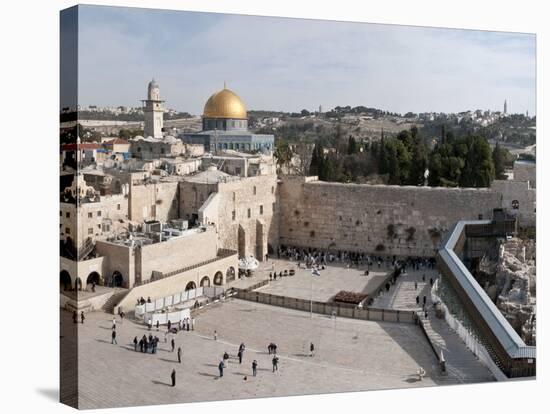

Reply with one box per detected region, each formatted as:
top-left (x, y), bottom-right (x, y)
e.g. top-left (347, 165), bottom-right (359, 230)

top-left (74, 5), bottom-right (536, 115)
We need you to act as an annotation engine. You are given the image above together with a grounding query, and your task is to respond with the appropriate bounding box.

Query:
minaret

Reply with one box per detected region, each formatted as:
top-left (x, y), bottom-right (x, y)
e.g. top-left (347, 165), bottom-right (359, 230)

top-left (142, 79), bottom-right (165, 138)
top-left (504, 99), bottom-right (507, 115)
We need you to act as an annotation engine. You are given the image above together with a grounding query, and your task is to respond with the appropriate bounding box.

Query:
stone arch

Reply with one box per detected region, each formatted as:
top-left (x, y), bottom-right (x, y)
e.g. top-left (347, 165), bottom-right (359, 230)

top-left (86, 271), bottom-right (100, 286)
top-left (75, 277), bottom-right (83, 291)
top-left (112, 271), bottom-right (123, 288)
top-left (185, 281), bottom-right (196, 291)
top-left (200, 276), bottom-right (210, 287)
top-left (213, 271), bottom-right (223, 286)
top-left (60, 270), bottom-right (71, 291)
top-left (226, 266), bottom-right (236, 283)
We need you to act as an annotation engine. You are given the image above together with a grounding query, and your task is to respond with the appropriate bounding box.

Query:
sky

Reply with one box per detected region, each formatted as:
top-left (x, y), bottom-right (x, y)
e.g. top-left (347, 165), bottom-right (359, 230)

top-left (70, 5), bottom-right (536, 115)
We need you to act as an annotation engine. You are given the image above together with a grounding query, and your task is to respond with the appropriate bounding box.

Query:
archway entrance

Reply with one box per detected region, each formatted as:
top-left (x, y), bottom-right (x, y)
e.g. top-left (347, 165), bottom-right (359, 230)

top-left (214, 271), bottom-right (223, 286)
top-left (185, 281), bottom-right (196, 291)
top-left (87, 272), bottom-right (100, 286)
top-left (60, 270), bottom-right (71, 291)
top-left (200, 276), bottom-right (210, 287)
top-left (112, 271), bottom-right (123, 288)
top-left (226, 266), bottom-right (236, 283)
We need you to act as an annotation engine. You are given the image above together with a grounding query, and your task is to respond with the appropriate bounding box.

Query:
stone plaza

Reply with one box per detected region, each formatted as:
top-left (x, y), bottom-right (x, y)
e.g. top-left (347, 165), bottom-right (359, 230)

top-left (62, 259), bottom-right (494, 409)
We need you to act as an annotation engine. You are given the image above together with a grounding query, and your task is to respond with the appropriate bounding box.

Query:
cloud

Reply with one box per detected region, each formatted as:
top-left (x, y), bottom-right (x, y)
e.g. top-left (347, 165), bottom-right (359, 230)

top-left (76, 6), bottom-right (536, 115)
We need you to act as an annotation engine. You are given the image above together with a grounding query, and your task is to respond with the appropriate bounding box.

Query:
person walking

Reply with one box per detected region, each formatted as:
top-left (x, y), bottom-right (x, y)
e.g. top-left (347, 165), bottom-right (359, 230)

top-left (272, 355), bottom-right (279, 372)
top-left (168, 320), bottom-right (172, 332)
top-left (214, 330), bottom-right (218, 341)
top-left (133, 336), bottom-right (138, 351)
top-left (429, 278), bottom-right (434, 287)
top-left (72, 311), bottom-right (77, 324)
top-left (112, 317), bottom-right (116, 330)
top-left (119, 311), bottom-right (125, 324)
top-left (177, 346), bottom-right (182, 363)
top-left (238, 350), bottom-right (243, 364)
top-left (218, 360), bottom-right (224, 377)
top-left (252, 360), bottom-right (258, 377)
top-left (423, 295), bottom-right (427, 306)
top-left (80, 312), bottom-right (85, 324)
top-left (171, 338), bottom-right (175, 352)
top-left (156, 320), bottom-right (160, 331)
top-left (171, 369), bottom-right (176, 387)
top-left (111, 330), bottom-right (117, 345)
top-left (416, 295), bottom-right (420, 305)
top-left (310, 342), bottom-right (315, 357)
top-left (414, 281), bottom-right (418, 290)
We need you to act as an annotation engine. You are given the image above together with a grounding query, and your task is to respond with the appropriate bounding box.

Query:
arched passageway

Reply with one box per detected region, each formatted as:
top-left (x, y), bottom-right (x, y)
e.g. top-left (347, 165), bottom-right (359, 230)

top-left (200, 276), bottom-right (210, 287)
top-left (185, 281), bottom-right (196, 291)
top-left (213, 271), bottom-right (223, 286)
top-left (60, 270), bottom-right (71, 291)
top-left (226, 267), bottom-right (236, 283)
top-left (87, 271), bottom-right (100, 286)
top-left (112, 271), bottom-right (123, 288)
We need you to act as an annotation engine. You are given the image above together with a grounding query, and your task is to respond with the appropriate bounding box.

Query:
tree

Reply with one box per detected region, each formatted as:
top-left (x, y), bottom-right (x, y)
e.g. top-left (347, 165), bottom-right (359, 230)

top-left (293, 138), bottom-right (313, 176)
top-left (347, 136), bottom-right (358, 155)
top-left (492, 142), bottom-right (507, 180)
top-left (274, 140), bottom-right (293, 173)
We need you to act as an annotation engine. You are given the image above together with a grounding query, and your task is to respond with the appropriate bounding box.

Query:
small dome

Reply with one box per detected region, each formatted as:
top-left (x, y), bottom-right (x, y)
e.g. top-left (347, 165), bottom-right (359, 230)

top-left (203, 86), bottom-right (247, 119)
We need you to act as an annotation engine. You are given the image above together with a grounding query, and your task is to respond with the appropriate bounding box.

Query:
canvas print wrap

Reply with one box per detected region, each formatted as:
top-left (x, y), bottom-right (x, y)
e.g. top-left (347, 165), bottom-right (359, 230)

top-left (60, 5), bottom-right (536, 409)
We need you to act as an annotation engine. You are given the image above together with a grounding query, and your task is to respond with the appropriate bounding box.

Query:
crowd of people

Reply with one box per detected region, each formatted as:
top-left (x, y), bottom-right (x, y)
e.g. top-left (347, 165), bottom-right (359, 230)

top-left (277, 245), bottom-right (436, 272)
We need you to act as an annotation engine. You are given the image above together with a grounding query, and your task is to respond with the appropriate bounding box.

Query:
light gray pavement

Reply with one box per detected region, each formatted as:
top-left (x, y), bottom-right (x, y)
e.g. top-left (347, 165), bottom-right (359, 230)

top-left (63, 296), bottom-right (469, 409)
top-left (253, 259), bottom-right (389, 302)
top-left (371, 269), bottom-right (495, 383)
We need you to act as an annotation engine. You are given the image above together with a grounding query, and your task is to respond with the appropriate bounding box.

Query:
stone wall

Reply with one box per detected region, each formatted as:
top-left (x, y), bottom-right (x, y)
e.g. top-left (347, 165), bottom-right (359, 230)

top-left (215, 174), bottom-right (279, 259)
top-left (128, 181), bottom-right (179, 223)
top-left (278, 176), bottom-right (503, 257)
top-left (95, 241), bottom-right (135, 288)
top-left (491, 180), bottom-right (535, 228)
top-left (178, 174), bottom-right (279, 260)
top-left (138, 227), bottom-right (218, 283)
top-left (113, 254), bottom-right (237, 315)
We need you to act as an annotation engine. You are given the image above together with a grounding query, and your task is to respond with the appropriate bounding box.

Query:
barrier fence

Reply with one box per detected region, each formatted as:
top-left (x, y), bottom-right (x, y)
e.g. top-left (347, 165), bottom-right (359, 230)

top-left (233, 288), bottom-right (416, 324)
top-left (135, 286), bottom-right (225, 319)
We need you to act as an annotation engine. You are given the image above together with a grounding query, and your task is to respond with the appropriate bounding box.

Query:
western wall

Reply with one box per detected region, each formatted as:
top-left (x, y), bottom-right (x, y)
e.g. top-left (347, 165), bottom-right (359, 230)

top-left (278, 176), bottom-right (504, 257)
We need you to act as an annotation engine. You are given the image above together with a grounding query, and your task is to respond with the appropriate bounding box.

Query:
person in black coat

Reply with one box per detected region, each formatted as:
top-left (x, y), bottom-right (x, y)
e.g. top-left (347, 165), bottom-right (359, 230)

top-left (171, 369), bottom-right (176, 387)
top-left (177, 347), bottom-right (182, 363)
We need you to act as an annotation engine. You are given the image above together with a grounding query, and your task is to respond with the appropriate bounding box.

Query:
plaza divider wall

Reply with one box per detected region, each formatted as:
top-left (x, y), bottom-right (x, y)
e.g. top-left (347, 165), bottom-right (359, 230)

top-left (233, 289), bottom-right (416, 324)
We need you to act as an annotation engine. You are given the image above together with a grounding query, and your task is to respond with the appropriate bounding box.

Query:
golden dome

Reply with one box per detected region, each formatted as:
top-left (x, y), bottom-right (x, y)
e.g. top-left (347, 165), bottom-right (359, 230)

top-left (203, 87), bottom-right (247, 119)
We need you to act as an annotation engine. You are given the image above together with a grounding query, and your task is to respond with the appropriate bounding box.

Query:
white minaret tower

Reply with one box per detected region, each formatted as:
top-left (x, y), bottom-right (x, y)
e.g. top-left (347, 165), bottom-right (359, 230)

top-left (142, 79), bottom-right (164, 138)
top-left (504, 99), bottom-right (508, 115)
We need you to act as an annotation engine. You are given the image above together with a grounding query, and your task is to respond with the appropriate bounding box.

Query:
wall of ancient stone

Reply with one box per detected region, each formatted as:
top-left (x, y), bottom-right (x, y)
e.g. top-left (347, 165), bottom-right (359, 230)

top-left (128, 181), bottom-right (179, 223)
top-left (113, 254), bottom-right (237, 315)
top-left (95, 240), bottom-right (135, 288)
top-left (138, 226), bottom-right (219, 283)
top-left (491, 180), bottom-right (536, 228)
top-left (215, 174), bottom-right (279, 259)
top-left (278, 176), bottom-right (503, 257)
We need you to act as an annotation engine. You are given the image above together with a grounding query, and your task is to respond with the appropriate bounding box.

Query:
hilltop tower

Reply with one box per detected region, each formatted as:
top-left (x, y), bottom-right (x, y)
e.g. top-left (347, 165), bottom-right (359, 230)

top-left (504, 99), bottom-right (508, 115)
top-left (142, 79), bottom-right (165, 138)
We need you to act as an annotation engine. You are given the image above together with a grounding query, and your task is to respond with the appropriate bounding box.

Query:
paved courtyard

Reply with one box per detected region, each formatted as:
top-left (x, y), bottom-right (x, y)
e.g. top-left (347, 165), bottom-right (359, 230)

top-left (249, 258), bottom-right (390, 302)
top-left (62, 296), bottom-right (471, 409)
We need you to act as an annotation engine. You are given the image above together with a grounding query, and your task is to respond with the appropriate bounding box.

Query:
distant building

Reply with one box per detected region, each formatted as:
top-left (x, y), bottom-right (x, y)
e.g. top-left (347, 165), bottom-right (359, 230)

top-left (142, 79), bottom-right (164, 138)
